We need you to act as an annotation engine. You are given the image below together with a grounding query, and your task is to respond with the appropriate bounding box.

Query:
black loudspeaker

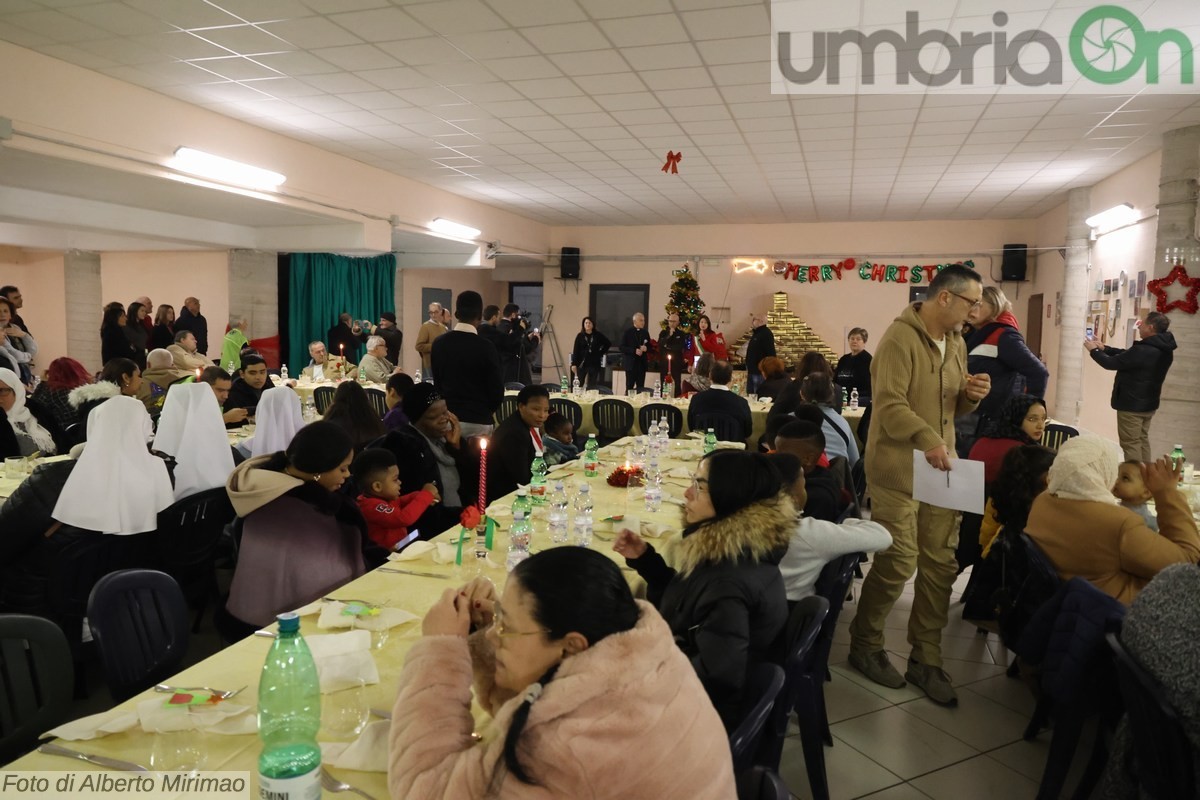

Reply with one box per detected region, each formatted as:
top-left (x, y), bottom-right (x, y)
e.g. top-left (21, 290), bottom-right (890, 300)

top-left (560, 247), bottom-right (580, 279)
top-left (1001, 244), bottom-right (1028, 281)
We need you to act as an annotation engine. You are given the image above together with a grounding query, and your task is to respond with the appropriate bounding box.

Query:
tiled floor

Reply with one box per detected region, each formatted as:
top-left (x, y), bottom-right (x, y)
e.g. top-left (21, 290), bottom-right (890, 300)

top-left (776, 566), bottom-right (1055, 800)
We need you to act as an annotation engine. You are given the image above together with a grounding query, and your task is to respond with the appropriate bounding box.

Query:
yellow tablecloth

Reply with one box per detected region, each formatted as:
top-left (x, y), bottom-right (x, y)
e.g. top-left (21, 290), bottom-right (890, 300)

top-left (1, 437), bottom-right (711, 796)
top-left (0, 454), bottom-right (73, 500)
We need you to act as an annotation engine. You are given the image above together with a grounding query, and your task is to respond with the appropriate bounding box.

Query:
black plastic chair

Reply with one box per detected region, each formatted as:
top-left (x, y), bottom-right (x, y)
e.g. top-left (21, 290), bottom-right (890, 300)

top-left (1107, 631), bottom-right (1195, 800)
top-left (0, 614), bottom-right (74, 763)
top-left (539, 382), bottom-right (561, 394)
top-left (155, 487), bottom-right (237, 632)
top-left (638, 403), bottom-right (683, 438)
top-left (503, 382), bottom-right (526, 391)
top-left (549, 397), bottom-right (583, 432)
top-left (592, 398), bottom-right (634, 445)
top-left (729, 662), bottom-right (786, 772)
top-left (312, 385), bottom-right (336, 415)
top-left (61, 421), bottom-right (85, 449)
top-left (693, 412), bottom-right (747, 443)
top-left (495, 396), bottom-right (520, 426)
top-left (735, 766), bottom-right (790, 800)
top-left (364, 388), bottom-right (388, 418)
top-left (1041, 423), bottom-right (1079, 451)
top-left (756, 595), bottom-right (830, 775)
top-left (88, 570), bottom-right (190, 703)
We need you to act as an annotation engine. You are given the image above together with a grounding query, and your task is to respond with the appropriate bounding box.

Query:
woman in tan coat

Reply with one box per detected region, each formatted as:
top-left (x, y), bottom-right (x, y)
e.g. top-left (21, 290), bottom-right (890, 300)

top-left (1024, 434), bottom-right (1200, 604)
top-left (388, 547), bottom-right (735, 798)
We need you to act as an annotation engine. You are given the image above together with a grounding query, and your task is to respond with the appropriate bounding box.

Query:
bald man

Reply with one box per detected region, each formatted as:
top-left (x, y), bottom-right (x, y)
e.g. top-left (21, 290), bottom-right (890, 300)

top-left (620, 312), bottom-right (652, 392)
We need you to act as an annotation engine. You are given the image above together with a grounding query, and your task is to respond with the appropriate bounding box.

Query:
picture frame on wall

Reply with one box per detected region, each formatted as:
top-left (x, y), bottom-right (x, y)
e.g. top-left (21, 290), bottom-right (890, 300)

top-left (1128, 279), bottom-right (1137, 298)
top-left (1136, 270), bottom-right (1147, 296)
top-left (1089, 300), bottom-right (1103, 312)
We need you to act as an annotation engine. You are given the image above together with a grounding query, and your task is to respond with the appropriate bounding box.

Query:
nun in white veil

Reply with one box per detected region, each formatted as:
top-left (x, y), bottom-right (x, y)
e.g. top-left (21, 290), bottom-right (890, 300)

top-left (0, 366), bottom-right (56, 456)
top-left (154, 382), bottom-right (236, 501)
top-left (52, 396), bottom-right (174, 534)
top-left (242, 385), bottom-right (304, 459)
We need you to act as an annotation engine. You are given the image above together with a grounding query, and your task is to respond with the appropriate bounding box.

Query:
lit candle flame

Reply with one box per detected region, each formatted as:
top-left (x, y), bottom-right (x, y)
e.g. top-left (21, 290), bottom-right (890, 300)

top-left (480, 438), bottom-right (488, 451)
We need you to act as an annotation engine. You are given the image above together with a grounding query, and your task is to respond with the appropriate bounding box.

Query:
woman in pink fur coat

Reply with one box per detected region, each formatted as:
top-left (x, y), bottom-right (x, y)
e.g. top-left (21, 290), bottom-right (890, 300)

top-left (388, 547), bottom-right (737, 798)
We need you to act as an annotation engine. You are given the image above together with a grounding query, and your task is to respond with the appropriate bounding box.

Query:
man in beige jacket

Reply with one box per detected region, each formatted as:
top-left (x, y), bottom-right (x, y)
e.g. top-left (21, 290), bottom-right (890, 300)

top-left (167, 330), bottom-right (209, 372)
top-left (414, 302), bottom-right (447, 379)
top-left (848, 265), bottom-right (991, 707)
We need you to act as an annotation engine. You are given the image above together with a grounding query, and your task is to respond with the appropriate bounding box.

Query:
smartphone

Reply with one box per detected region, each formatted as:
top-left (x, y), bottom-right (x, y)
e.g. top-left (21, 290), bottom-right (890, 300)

top-left (1085, 326), bottom-right (1094, 340)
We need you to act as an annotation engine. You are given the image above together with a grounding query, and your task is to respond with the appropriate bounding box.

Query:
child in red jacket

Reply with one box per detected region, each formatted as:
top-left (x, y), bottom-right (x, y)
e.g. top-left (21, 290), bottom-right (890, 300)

top-left (352, 449), bottom-right (439, 551)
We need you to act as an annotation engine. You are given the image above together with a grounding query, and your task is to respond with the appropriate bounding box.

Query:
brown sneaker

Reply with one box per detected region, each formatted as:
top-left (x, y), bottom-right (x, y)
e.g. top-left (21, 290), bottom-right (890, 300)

top-left (905, 659), bottom-right (958, 706)
top-left (848, 649), bottom-right (906, 689)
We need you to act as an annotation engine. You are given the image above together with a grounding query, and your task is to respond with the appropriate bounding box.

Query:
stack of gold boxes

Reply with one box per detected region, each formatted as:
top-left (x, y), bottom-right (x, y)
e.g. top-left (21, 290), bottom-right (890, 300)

top-left (727, 291), bottom-right (838, 370)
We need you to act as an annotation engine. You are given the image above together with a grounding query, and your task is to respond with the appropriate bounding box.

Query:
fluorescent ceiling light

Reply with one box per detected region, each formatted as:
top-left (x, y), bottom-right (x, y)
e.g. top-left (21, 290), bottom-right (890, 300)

top-left (428, 218), bottom-right (481, 239)
top-left (1085, 203), bottom-right (1137, 232)
top-left (169, 147), bottom-right (286, 190)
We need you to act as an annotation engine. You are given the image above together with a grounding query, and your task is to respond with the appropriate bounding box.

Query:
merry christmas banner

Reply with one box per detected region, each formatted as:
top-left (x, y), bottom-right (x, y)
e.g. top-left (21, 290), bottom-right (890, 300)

top-left (735, 258), bottom-right (975, 285)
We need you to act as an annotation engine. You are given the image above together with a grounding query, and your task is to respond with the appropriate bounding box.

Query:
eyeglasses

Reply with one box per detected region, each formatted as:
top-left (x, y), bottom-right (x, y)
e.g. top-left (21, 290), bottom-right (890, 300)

top-left (690, 476), bottom-right (710, 493)
top-left (492, 611), bottom-right (548, 639)
top-left (949, 291), bottom-right (983, 310)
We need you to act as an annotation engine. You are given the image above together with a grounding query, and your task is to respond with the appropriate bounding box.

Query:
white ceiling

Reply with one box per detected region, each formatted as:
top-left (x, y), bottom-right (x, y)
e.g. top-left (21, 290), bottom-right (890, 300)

top-left (2, 0), bottom-right (1199, 227)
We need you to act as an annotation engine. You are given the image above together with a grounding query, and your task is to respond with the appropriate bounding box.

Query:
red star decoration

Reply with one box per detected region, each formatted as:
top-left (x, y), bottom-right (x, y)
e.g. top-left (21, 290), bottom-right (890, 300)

top-left (1146, 263), bottom-right (1200, 315)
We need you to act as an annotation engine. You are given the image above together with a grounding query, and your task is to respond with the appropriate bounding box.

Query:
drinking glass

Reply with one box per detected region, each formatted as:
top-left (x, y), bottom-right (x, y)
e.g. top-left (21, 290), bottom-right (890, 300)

top-left (626, 389), bottom-right (636, 399)
top-left (150, 729), bottom-right (208, 774)
top-left (4, 457), bottom-right (24, 480)
top-left (321, 678), bottom-right (368, 740)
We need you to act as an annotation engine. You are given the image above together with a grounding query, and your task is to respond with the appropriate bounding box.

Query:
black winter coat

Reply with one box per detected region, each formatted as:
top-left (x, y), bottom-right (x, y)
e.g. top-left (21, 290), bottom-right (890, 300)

top-left (1089, 332), bottom-right (1177, 412)
top-left (626, 492), bottom-right (794, 729)
top-left (745, 326), bottom-right (776, 377)
top-left (372, 426), bottom-right (469, 538)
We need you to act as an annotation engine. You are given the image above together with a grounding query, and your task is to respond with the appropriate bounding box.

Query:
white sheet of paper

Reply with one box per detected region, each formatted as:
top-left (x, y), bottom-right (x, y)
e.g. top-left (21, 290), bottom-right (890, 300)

top-left (911, 450), bottom-right (985, 514)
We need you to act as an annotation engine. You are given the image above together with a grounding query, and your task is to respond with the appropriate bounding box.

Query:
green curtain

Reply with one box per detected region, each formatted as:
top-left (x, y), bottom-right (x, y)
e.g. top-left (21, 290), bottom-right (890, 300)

top-left (286, 253), bottom-right (396, 371)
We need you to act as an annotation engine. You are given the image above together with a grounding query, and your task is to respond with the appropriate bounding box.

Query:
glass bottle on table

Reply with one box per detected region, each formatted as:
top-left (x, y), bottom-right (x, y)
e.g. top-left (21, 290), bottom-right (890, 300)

top-left (1171, 444), bottom-right (1186, 477)
top-left (560, 374), bottom-right (569, 394)
top-left (583, 434), bottom-right (599, 477)
top-left (703, 428), bottom-right (717, 455)
top-left (258, 612), bottom-right (322, 800)
top-left (529, 449), bottom-right (547, 505)
top-left (512, 487), bottom-right (532, 518)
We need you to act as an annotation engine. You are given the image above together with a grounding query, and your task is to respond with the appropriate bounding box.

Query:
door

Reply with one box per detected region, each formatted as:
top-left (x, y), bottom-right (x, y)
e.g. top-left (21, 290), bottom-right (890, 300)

top-left (590, 284), bottom-right (650, 383)
top-left (1026, 292), bottom-right (1044, 359)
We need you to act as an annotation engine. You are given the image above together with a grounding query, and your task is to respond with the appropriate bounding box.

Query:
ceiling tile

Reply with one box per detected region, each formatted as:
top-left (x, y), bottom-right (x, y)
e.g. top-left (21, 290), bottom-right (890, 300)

top-left (355, 66), bottom-right (434, 90)
top-left (621, 42), bottom-right (702, 71)
top-left (572, 71), bottom-right (646, 94)
top-left (679, 5), bottom-right (769, 40)
top-left (386, 36), bottom-right (469, 65)
top-left (509, 77), bottom-right (582, 99)
top-left (327, 7), bottom-right (430, 42)
top-left (301, 72), bottom-right (384, 93)
top-left (311, 43), bottom-right (400, 71)
top-left (413, 61), bottom-right (498, 86)
top-left (260, 16), bottom-right (363, 49)
top-left (207, 0), bottom-right (314, 22)
top-left (547, 48), bottom-right (629, 76)
top-left (522, 21), bottom-right (610, 53)
top-left (443, 29), bottom-right (536, 59)
top-left (598, 14), bottom-right (688, 48)
top-left (405, 0), bottom-right (508, 35)
top-left (596, 92), bottom-right (662, 111)
top-left (125, 0), bottom-right (245, 28)
top-left (576, 0), bottom-right (674, 19)
top-left (482, 54), bottom-right (562, 80)
top-left (484, 0), bottom-right (586, 27)
top-left (248, 50), bottom-right (338, 75)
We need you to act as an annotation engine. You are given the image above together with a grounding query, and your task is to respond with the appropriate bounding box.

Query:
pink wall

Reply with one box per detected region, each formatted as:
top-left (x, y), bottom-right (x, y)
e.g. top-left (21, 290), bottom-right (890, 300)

top-left (100, 252), bottom-right (231, 358)
top-left (0, 248), bottom-right (68, 371)
top-left (544, 219), bottom-right (1039, 369)
top-left (398, 268), bottom-right (509, 376)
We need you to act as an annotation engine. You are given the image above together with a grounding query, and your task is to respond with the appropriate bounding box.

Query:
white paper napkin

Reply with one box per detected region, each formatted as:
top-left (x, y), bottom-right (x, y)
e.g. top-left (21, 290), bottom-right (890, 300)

top-left (43, 708), bottom-right (139, 741)
top-left (307, 630), bottom-right (380, 693)
top-left (320, 719), bottom-right (390, 772)
top-left (316, 601), bottom-right (419, 632)
top-left (388, 541), bottom-right (458, 564)
top-left (665, 466), bottom-right (692, 479)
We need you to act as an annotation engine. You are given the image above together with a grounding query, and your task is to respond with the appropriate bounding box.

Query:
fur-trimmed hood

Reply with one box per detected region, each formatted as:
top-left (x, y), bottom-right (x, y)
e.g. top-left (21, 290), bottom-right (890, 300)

top-left (68, 381), bottom-right (120, 408)
top-left (675, 491), bottom-right (795, 577)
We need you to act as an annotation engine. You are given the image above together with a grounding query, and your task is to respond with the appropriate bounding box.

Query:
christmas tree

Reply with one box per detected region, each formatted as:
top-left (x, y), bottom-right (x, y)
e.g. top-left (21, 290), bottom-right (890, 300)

top-left (662, 264), bottom-right (705, 332)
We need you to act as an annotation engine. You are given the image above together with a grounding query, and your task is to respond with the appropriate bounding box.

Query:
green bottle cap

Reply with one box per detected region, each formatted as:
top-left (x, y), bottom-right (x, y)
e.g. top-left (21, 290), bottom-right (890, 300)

top-left (276, 612), bottom-right (300, 633)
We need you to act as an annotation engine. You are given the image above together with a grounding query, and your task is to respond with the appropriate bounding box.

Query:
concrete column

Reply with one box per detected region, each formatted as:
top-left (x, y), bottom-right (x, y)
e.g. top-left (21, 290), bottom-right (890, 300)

top-left (1054, 187), bottom-right (1092, 425)
top-left (1150, 126), bottom-right (1200, 459)
top-left (64, 250), bottom-right (102, 371)
top-left (229, 249), bottom-right (278, 363)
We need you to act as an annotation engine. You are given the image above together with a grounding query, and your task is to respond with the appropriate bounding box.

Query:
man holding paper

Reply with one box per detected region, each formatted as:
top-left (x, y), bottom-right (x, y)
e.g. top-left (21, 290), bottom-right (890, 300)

top-left (848, 265), bottom-right (991, 707)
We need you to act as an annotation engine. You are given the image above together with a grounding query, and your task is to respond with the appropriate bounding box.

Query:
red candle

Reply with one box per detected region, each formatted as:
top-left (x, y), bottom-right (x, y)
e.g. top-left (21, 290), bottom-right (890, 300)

top-left (478, 438), bottom-right (488, 513)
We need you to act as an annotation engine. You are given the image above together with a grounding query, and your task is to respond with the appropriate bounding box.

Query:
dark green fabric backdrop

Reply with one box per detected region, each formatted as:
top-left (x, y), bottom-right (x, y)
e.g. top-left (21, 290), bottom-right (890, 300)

top-left (286, 252), bottom-right (396, 371)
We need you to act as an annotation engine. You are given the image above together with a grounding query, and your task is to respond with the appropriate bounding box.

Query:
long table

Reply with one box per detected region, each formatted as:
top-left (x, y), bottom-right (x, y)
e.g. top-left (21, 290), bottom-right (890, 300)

top-left (0, 437), bottom-right (707, 796)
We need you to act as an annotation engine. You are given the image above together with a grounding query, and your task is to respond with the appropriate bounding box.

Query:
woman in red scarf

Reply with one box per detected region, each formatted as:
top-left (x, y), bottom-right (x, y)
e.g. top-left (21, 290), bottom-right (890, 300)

top-left (692, 314), bottom-right (728, 361)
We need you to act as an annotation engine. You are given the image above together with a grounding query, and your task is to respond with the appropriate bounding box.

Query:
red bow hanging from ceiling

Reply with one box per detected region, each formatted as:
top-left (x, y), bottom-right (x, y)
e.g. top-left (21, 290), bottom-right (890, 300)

top-left (1146, 263), bottom-right (1200, 315)
top-left (661, 151), bottom-right (682, 174)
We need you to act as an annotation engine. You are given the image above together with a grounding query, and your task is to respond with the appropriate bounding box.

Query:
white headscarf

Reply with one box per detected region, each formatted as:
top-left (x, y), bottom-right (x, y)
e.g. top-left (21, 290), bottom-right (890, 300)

top-left (53, 396), bottom-right (174, 534)
top-left (248, 386), bottom-right (305, 458)
top-left (0, 367), bottom-right (56, 454)
top-left (1046, 433), bottom-right (1121, 505)
top-left (153, 383), bottom-right (236, 500)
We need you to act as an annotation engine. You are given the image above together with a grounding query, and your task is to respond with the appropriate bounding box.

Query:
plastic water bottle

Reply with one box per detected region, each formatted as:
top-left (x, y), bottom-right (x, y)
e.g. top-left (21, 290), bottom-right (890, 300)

top-left (560, 374), bottom-right (569, 394)
top-left (258, 612), bottom-right (321, 799)
top-left (506, 510), bottom-right (531, 572)
top-left (663, 373), bottom-right (674, 398)
top-left (511, 487), bottom-right (532, 518)
top-left (730, 382), bottom-right (740, 396)
top-left (644, 458), bottom-right (662, 512)
top-left (573, 483), bottom-right (594, 547)
top-left (414, 368), bottom-right (422, 383)
top-left (280, 364), bottom-right (289, 382)
top-left (850, 387), bottom-right (859, 411)
top-left (656, 417), bottom-right (670, 449)
top-left (842, 387), bottom-right (849, 407)
top-left (226, 360), bottom-right (236, 376)
top-left (529, 449), bottom-right (547, 505)
top-left (653, 379), bottom-right (662, 399)
top-left (583, 434), bottom-right (599, 477)
top-left (703, 428), bottom-right (717, 454)
top-left (548, 482), bottom-right (569, 544)
top-left (572, 376), bottom-right (581, 396)
top-left (1171, 444), bottom-right (1186, 471)
top-left (647, 419), bottom-right (660, 457)
top-left (303, 396), bottom-right (316, 421)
